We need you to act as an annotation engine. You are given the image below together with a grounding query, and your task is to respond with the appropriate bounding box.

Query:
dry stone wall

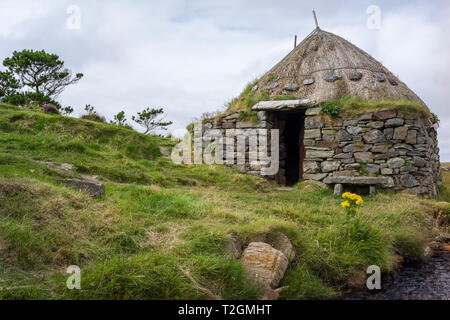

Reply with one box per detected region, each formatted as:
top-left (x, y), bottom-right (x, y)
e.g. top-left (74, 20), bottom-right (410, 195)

top-left (303, 108), bottom-right (442, 197)
top-left (202, 107), bottom-right (441, 197)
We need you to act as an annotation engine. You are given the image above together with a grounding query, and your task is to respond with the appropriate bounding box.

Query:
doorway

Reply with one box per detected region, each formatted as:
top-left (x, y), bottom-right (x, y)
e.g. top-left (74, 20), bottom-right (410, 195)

top-left (283, 112), bottom-right (305, 185)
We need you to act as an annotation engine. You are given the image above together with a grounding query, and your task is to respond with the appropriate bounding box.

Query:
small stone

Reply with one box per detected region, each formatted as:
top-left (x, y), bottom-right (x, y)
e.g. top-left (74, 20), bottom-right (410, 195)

top-left (334, 184), bottom-right (343, 197)
top-left (57, 179), bottom-right (105, 198)
top-left (305, 149), bottom-right (334, 159)
top-left (381, 168), bottom-right (393, 175)
top-left (365, 164), bottom-right (380, 174)
top-left (303, 161), bottom-right (320, 174)
top-left (388, 78), bottom-right (398, 86)
top-left (321, 161), bottom-right (341, 173)
top-left (270, 232), bottom-right (295, 261)
top-left (354, 152), bottom-right (374, 163)
top-left (384, 128), bottom-right (394, 139)
top-left (61, 163), bottom-right (74, 170)
top-left (387, 157), bottom-right (405, 169)
top-left (305, 117), bottom-right (324, 129)
top-left (325, 75), bottom-right (342, 82)
top-left (369, 186), bottom-right (376, 197)
top-left (374, 110), bottom-right (397, 120)
top-left (284, 83), bottom-right (299, 91)
top-left (406, 130), bottom-right (417, 144)
top-left (349, 72), bottom-right (363, 81)
top-left (412, 156), bottom-right (426, 168)
top-left (371, 144), bottom-right (388, 153)
top-left (400, 174), bottom-right (419, 188)
top-left (305, 107), bottom-right (321, 116)
top-left (366, 121), bottom-right (384, 129)
top-left (304, 129), bottom-right (321, 139)
top-left (393, 126), bottom-right (408, 140)
top-left (376, 75), bottom-right (386, 82)
top-left (347, 126), bottom-right (363, 135)
top-left (303, 78), bottom-right (315, 85)
top-left (266, 82), bottom-right (279, 90)
top-left (385, 118), bottom-right (405, 127)
top-left (337, 130), bottom-right (352, 142)
top-left (363, 130), bottom-right (386, 144)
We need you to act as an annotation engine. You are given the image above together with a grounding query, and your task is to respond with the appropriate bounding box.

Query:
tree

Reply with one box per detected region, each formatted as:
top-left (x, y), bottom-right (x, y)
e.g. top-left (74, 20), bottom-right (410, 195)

top-left (132, 107), bottom-right (172, 134)
top-left (84, 104), bottom-right (96, 115)
top-left (0, 70), bottom-right (20, 99)
top-left (3, 49), bottom-right (83, 98)
top-left (111, 110), bottom-right (127, 126)
top-left (61, 106), bottom-right (74, 116)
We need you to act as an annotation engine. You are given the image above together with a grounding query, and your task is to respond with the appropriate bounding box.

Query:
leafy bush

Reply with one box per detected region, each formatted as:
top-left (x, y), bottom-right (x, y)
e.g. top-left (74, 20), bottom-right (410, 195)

top-left (43, 104), bottom-right (59, 114)
top-left (2, 91), bottom-right (61, 108)
top-left (320, 102), bottom-right (340, 118)
top-left (81, 113), bottom-right (106, 123)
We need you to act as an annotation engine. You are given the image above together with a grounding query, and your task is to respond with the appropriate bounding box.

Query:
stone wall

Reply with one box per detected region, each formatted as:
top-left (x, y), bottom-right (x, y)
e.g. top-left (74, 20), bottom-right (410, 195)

top-left (302, 108), bottom-right (441, 197)
top-left (202, 107), bottom-right (441, 197)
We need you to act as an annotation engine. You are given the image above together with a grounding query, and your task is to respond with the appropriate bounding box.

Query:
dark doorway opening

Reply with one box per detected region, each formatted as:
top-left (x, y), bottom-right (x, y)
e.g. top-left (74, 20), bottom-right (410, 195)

top-left (284, 112), bottom-right (305, 185)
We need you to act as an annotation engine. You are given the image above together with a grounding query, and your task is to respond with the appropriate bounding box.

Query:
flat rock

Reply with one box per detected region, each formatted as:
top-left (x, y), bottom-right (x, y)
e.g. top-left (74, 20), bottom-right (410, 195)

top-left (323, 176), bottom-right (391, 186)
top-left (241, 242), bottom-right (288, 289)
top-left (57, 179), bottom-right (105, 198)
top-left (252, 100), bottom-right (315, 111)
top-left (374, 110), bottom-right (397, 120)
top-left (284, 83), bottom-right (300, 91)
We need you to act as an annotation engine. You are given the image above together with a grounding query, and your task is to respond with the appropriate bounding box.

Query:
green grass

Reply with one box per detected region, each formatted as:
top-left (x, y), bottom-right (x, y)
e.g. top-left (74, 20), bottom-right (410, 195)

top-left (0, 103), bottom-right (447, 299)
top-left (320, 97), bottom-right (433, 119)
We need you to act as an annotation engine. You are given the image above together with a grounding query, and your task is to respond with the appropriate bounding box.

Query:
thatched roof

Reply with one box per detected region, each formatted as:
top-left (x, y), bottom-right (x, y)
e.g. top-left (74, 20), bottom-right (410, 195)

top-left (252, 28), bottom-right (425, 105)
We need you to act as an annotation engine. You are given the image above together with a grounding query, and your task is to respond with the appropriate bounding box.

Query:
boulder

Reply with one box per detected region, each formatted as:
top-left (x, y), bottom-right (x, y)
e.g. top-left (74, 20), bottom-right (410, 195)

top-left (270, 232), bottom-right (295, 261)
top-left (57, 179), bottom-right (105, 198)
top-left (241, 242), bottom-right (288, 289)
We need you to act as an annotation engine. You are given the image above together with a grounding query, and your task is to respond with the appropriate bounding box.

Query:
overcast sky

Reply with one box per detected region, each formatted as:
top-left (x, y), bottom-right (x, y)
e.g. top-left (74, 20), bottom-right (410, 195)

top-left (1, 0), bottom-right (449, 160)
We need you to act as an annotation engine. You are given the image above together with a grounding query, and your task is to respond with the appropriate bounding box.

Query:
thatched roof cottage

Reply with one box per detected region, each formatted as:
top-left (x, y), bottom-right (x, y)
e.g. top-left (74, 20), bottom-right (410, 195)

top-left (201, 27), bottom-right (441, 197)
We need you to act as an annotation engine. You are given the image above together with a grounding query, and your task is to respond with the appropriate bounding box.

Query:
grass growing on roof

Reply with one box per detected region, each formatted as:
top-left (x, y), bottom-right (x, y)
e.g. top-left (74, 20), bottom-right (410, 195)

top-left (321, 97), bottom-right (432, 119)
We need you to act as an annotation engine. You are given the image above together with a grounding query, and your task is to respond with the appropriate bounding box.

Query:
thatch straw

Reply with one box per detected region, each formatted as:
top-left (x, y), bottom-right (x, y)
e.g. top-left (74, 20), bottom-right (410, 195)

top-left (253, 29), bottom-right (426, 107)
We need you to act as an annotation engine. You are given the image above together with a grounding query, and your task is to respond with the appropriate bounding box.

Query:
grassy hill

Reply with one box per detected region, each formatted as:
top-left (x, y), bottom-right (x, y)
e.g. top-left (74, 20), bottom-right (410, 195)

top-left (0, 103), bottom-right (448, 299)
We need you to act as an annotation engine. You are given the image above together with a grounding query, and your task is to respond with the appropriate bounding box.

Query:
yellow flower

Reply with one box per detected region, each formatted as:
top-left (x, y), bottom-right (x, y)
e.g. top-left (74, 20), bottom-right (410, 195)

top-left (356, 198), bottom-right (363, 205)
top-left (353, 207), bottom-right (359, 212)
top-left (341, 201), bottom-right (350, 208)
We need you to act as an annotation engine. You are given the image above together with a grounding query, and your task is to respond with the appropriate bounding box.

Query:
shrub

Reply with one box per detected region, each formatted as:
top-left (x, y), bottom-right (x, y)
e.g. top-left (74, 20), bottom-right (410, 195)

top-left (81, 113), bottom-right (106, 123)
top-left (43, 104), bottom-right (59, 114)
top-left (320, 102), bottom-right (340, 118)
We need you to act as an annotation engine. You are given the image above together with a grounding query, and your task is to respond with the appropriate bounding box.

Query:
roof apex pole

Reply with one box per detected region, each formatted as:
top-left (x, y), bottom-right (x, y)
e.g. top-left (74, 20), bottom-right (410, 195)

top-left (313, 10), bottom-right (320, 29)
